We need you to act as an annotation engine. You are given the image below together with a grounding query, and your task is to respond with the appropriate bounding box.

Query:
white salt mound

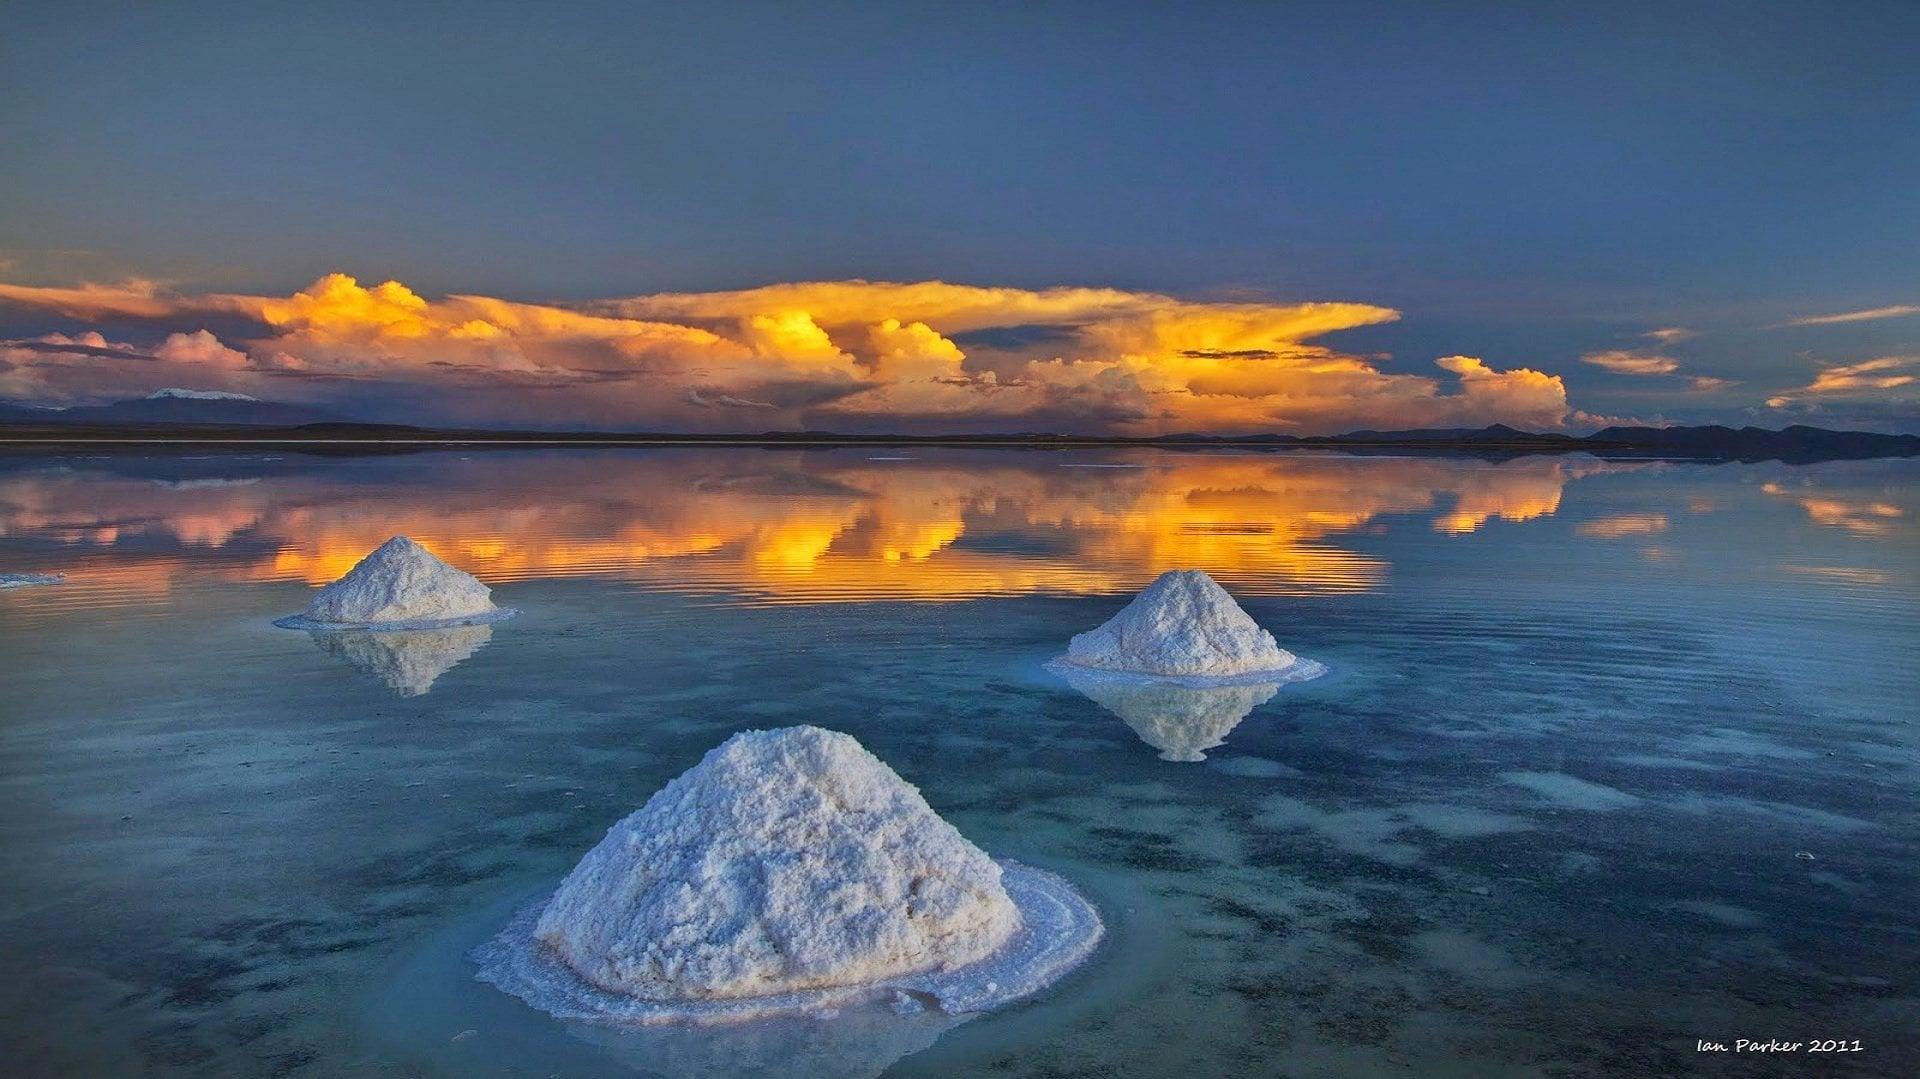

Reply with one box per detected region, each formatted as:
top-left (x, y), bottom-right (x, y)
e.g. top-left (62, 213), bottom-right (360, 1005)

top-left (1059, 569), bottom-right (1320, 683)
top-left (0, 573), bottom-right (64, 589)
top-left (476, 726), bottom-right (1101, 1024)
top-left (539, 725), bottom-right (1017, 1000)
top-left (275, 535), bottom-right (512, 630)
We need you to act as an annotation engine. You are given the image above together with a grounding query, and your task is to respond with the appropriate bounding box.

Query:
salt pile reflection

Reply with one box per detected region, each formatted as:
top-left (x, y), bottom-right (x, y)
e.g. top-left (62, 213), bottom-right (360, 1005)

top-left (560, 1004), bottom-right (970, 1079)
top-left (308, 623), bottom-right (494, 697)
top-left (1056, 668), bottom-right (1280, 762)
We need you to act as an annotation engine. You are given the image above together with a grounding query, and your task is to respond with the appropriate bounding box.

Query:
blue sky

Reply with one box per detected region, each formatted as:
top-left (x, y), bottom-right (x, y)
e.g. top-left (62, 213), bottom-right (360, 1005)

top-left (3, 1), bottom-right (1917, 432)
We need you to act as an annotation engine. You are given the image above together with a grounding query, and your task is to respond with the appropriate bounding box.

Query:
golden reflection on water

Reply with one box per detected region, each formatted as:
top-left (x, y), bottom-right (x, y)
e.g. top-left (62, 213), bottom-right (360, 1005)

top-left (3, 449), bottom-right (1636, 606)
top-left (1761, 481), bottom-right (1906, 538)
top-left (1575, 513), bottom-right (1670, 539)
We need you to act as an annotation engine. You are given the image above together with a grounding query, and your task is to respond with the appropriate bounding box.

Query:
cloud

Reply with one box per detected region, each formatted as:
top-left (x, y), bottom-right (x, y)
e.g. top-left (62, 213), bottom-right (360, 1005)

top-left (0, 328), bottom-right (255, 402)
top-left (1783, 305), bottom-right (1920, 327)
top-left (1766, 356), bottom-right (1918, 408)
top-left (0, 330), bottom-right (149, 361)
top-left (0, 279), bottom-right (260, 321)
top-left (1580, 344), bottom-right (1739, 398)
top-left (153, 329), bottom-right (249, 367)
top-left (1686, 376), bottom-right (1737, 392)
top-left (683, 387), bottom-right (777, 409)
top-left (1643, 327), bottom-right (1695, 344)
top-left (1581, 349), bottom-right (1679, 376)
top-left (0, 271), bottom-right (1602, 434)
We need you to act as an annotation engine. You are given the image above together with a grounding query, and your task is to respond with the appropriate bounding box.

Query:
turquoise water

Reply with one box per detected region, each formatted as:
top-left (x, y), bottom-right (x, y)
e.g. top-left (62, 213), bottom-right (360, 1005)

top-left (0, 447), bottom-right (1914, 1077)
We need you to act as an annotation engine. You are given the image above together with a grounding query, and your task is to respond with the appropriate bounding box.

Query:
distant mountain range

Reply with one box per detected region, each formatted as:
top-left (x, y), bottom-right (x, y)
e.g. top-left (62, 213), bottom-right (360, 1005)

top-left (0, 393), bottom-right (1915, 462)
top-left (0, 389), bottom-right (340, 427)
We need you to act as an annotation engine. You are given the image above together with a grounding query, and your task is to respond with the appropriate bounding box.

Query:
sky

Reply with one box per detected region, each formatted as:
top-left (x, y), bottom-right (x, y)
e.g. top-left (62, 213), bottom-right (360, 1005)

top-left (2, 1), bottom-right (1917, 434)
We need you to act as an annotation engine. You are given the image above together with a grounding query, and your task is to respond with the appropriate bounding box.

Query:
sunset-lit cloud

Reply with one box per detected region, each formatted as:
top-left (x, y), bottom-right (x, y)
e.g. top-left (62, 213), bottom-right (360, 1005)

top-left (0, 272), bottom-right (1604, 433)
top-left (0, 279), bottom-right (260, 321)
top-left (1766, 356), bottom-right (1918, 409)
top-left (0, 328), bottom-right (253, 401)
top-left (1643, 327), bottom-right (1695, 345)
top-left (1581, 349), bottom-right (1679, 376)
top-left (1580, 343), bottom-right (1740, 398)
top-left (1783, 305), bottom-right (1920, 327)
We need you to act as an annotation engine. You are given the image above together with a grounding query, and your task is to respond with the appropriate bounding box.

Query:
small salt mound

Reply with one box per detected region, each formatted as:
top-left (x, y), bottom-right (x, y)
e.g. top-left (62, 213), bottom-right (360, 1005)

top-left (477, 726), bottom-right (1101, 1024)
top-left (1057, 666), bottom-right (1278, 762)
top-left (0, 573), bottom-right (64, 589)
top-left (275, 535), bottom-right (513, 630)
top-left (310, 624), bottom-right (493, 697)
top-left (1057, 569), bottom-right (1320, 684)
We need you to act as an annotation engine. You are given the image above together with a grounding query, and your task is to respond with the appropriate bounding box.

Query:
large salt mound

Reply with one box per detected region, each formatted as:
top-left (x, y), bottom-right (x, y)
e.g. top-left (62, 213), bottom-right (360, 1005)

top-left (275, 535), bottom-right (513, 630)
top-left (476, 726), bottom-right (1101, 1024)
top-left (1057, 569), bottom-right (1320, 684)
top-left (0, 572), bottom-right (64, 589)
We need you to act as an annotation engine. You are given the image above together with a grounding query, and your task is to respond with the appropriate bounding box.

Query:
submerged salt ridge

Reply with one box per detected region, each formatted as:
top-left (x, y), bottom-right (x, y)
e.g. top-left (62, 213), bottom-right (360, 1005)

top-left (1055, 569), bottom-right (1326, 686)
top-left (275, 535), bottom-right (515, 630)
top-left (476, 726), bottom-right (1102, 1024)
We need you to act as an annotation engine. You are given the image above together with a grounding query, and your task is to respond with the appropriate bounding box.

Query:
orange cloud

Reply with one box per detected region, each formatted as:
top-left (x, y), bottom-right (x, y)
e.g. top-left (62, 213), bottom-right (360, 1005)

top-left (0, 272), bottom-right (1599, 434)
top-left (1766, 356), bottom-right (1918, 408)
top-left (0, 279), bottom-right (261, 321)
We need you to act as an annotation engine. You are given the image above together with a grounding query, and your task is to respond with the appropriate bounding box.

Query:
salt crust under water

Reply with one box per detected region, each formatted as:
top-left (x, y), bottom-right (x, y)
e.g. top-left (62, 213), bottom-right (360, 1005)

top-left (474, 727), bottom-right (1102, 1024)
top-left (274, 535), bottom-right (516, 630)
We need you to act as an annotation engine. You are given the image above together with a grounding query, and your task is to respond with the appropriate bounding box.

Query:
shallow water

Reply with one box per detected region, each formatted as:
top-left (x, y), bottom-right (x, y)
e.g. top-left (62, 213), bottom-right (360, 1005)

top-left (0, 446), bottom-right (1915, 1077)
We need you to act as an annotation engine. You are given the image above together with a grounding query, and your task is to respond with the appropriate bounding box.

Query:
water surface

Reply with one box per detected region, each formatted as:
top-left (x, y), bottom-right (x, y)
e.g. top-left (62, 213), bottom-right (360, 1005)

top-left (1, 447), bottom-right (1914, 1076)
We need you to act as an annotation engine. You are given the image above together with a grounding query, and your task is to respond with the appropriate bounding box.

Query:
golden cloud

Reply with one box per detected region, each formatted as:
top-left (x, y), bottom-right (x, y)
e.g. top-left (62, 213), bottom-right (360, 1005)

top-left (1766, 356), bottom-right (1918, 408)
top-left (0, 272), bottom-right (1593, 433)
